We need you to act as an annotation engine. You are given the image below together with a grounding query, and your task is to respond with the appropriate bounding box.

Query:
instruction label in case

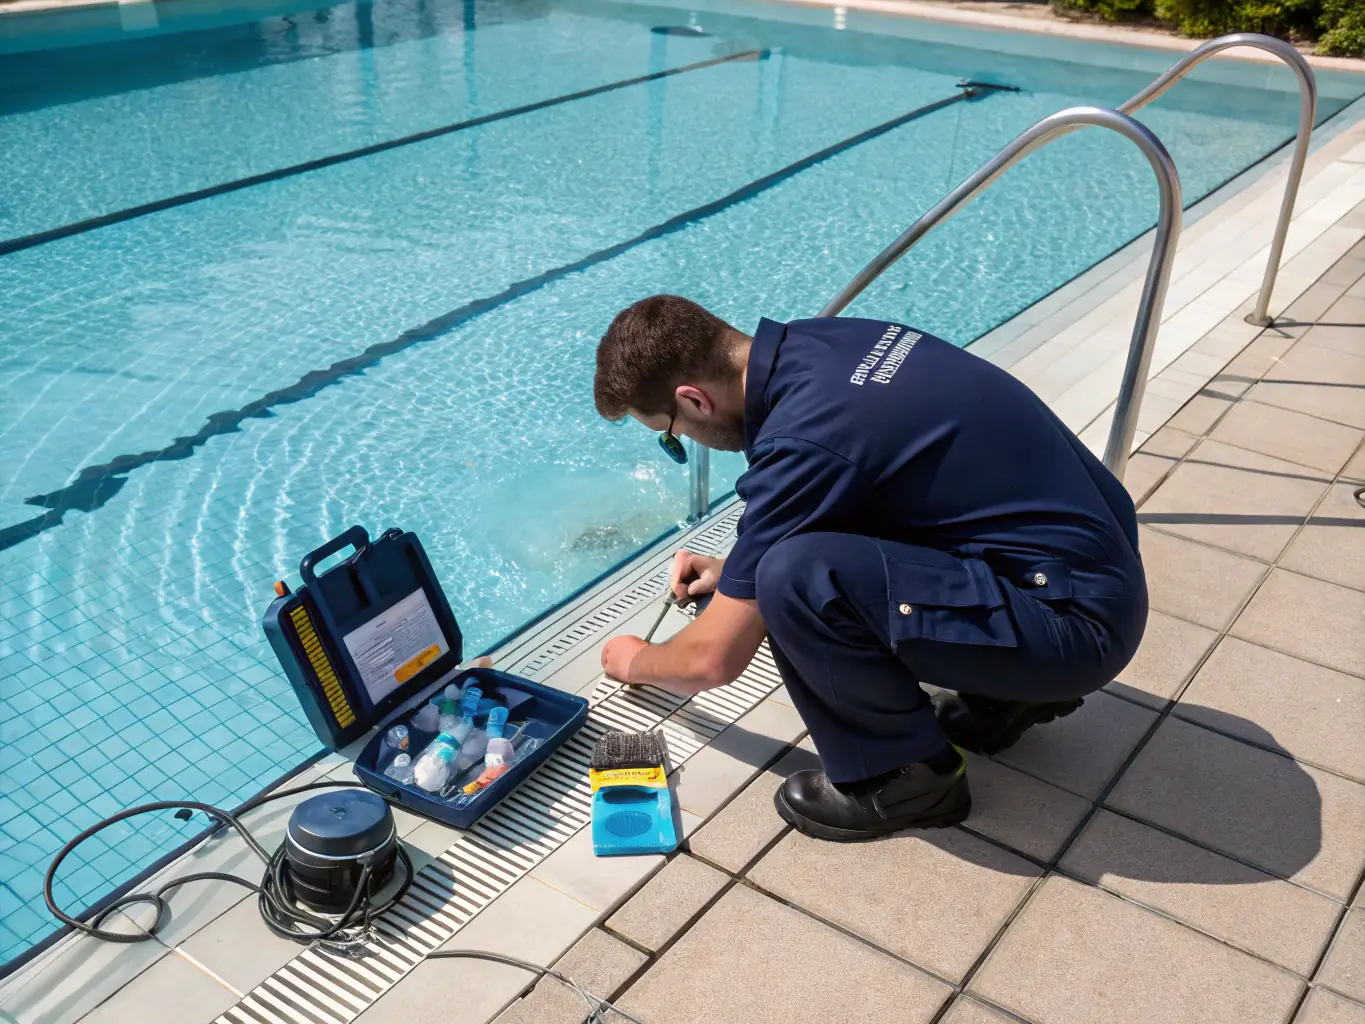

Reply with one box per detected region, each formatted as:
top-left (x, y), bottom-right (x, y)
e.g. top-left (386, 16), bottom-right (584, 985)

top-left (343, 589), bottom-right (450, 705)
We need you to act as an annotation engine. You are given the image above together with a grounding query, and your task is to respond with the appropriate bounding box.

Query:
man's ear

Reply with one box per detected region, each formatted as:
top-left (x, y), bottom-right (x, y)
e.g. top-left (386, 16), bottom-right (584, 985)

top-left (675, 384), bottom-right (714, 417)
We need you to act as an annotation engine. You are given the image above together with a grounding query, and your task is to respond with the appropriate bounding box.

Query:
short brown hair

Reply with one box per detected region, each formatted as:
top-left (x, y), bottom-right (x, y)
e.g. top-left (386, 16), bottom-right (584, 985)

top-left (594, 295), bottom-right (739, 420)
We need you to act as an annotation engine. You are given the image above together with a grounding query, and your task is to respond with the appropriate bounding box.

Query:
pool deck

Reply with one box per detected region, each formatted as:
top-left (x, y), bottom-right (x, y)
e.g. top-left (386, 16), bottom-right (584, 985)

top-left (4, 81), bottom-right (1365, 1024)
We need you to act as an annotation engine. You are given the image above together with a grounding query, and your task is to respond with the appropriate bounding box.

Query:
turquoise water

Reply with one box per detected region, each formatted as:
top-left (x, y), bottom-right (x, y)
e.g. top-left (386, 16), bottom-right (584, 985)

top-left (1, 0), bottom-right (1362, 965)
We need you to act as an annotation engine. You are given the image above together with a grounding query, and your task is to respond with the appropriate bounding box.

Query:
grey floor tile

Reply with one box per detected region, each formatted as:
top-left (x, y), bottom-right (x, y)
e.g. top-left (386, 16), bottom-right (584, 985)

top-left (1248, 344), bottom-right (1365, 429)
top-left (1166, 393), bottom-right (1237, 437)
top-left (1304, 296), bottom-right (1365, 358)
top-left (962, 752), bottom-right (1091, 861)
top-left (1107, 716), bottom-right (1365, 899)
top-left (530, 828), bottom-right (664, 914)
top-left (1140, 440), bottom-right (1331, 563)
top-left (1209, 400), bottom-right (1364, 474)
top-left (80, 951), bottom-right (237, 1024)
top-left (354, 877), bottom-right (597, 1024)
top-left (1126, 427), bottom-right (1201, 504)
top-left (0, 913), bottom-right (170, 1024)
top-left (1060, 810), bottom-right (1340, 975)
top-left (1178, 637), bottom-right (1365, 780)
top-left (1345, 445), bottom-right (1365, 485)
top-left (1137, 526), bottom-right (1267, 630)
top-left (970, 875), bottom-right (1303, 1024)
top-left (1280, 481), bottom-right (1365, 593)
top-left (1106, 608), bottom-right (1220, 708)
top-left (495, 928), bottom-right (646, 1024)
top-left (1298, 987), bottom-right (1365, 1024)
top-left (1319, 910), bottom-right (1365, 1004)
top-left (606, 854), bottom-right (729, 953)
top-left (749, 826), bottom-right (1038, 983)
top-left (994, 690), bottom-right (1157, 800)
top-left (1230, 569), bottom-right (1365, 679)
top-left (615, 885), bottom-right (951, 1024)
top-left (941, 998), bottom-right (1018, 1024)
top-left (175, 896), bottom-right (305, 996)
top-left (671, 701), bottom-right (805, 818)
top-left (686, 742), bottom-right (817, 873)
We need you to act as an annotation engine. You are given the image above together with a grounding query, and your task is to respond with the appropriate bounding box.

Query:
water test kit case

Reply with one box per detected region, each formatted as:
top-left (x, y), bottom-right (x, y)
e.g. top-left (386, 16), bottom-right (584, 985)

top-left (262, 525), bottom-right (588, 829)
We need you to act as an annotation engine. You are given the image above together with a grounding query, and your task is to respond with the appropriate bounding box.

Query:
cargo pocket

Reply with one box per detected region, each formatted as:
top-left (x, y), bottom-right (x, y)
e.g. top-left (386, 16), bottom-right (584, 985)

top-left (886, 555), bottom-right (1018, 648)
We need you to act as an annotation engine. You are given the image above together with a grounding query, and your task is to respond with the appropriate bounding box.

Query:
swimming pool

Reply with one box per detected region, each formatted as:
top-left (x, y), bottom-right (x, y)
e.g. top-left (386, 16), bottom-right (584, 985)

top-left (1, 0), bottom-right (1363, 967)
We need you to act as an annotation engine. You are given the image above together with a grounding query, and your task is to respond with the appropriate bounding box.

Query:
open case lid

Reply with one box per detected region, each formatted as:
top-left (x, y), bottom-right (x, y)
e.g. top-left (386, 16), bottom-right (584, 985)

top-left (264, 525), bottom-right (465, 749)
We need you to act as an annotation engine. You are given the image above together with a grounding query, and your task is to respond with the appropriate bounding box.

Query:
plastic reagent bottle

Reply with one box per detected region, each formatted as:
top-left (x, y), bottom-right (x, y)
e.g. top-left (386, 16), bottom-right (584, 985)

top-left (385, 753), bottom-right (416, 785)
top-left (412, 687), bottom-right (482, 792)
top-left (463, 706), bottom-right (514, 794)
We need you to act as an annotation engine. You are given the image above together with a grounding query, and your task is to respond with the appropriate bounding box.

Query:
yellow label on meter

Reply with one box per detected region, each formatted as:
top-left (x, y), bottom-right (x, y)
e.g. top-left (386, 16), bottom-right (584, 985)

top-left (395, 644), bottom-right (441, 683)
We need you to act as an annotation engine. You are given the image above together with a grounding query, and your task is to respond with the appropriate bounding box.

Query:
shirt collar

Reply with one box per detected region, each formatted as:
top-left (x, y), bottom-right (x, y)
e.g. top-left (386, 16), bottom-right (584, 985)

top-left (743, 317), bottom-right (786, 455)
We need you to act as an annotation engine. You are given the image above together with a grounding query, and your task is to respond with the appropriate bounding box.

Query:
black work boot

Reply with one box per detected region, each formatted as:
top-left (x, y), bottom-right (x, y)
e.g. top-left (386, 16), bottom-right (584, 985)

top-left (936, 693), bottom-right (1084, 755)
top-left (774, 748), bottom-right (970, 841)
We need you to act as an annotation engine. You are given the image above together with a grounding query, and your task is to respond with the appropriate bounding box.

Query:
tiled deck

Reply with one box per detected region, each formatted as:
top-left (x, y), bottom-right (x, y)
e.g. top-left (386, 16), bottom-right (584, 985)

top-left (5, 104), bottom-right (1365, 1024)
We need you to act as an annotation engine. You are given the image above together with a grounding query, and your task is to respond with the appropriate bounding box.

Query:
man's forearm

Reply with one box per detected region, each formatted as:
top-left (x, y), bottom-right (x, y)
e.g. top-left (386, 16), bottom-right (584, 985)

top-left (626, 629), bottom-right (727, 695)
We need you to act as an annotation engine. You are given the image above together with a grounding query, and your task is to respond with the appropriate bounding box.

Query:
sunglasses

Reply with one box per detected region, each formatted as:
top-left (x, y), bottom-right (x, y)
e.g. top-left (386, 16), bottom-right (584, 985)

top-left (658, 410), bottom-right (688, 464)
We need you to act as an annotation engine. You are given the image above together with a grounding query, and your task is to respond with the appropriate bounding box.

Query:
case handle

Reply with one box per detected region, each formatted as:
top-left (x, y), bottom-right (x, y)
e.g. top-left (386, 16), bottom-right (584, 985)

top-left (300, 526), bottom-right (371, 586)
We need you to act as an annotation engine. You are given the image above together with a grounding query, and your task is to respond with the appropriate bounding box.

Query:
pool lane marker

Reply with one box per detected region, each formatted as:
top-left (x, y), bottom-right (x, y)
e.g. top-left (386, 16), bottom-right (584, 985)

top-left (0, 49), bottom-right (765, 259)
top-left (0, 85), bottom-right (993, 554)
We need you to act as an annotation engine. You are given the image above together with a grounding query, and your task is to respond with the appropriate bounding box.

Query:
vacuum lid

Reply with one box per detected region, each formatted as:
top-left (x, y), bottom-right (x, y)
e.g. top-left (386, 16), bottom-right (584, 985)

top-left (287, 790), bottom-right (395, 858)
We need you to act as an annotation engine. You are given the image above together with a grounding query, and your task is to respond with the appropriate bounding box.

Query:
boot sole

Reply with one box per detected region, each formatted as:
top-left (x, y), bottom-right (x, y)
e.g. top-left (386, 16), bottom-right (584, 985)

top-left (950, 697), bottom-right (1086, 756)
top-left (773, 786), bottom-right (971, 842)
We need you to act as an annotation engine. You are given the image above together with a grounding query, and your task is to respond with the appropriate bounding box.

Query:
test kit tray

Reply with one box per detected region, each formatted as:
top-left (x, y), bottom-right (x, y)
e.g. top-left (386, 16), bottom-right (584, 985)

top-left (263, 524), bottom-right (588, 829)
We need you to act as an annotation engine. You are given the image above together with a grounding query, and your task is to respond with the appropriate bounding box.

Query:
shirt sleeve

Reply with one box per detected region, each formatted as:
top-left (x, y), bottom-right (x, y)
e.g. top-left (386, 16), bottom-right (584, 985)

top-left (717, 437), bottom-right (871, 601)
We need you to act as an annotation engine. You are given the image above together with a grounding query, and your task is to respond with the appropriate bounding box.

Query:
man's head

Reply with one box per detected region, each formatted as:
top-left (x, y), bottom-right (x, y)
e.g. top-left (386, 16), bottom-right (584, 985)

top-left (594, 295), bottom-right (750, 453)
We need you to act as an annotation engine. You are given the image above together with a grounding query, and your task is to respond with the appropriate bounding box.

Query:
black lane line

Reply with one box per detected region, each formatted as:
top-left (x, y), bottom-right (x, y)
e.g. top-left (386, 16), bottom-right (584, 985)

top-left (0, 88), bottom-right (980, 553)
top-left (0, 49), bottom-right (764, 259)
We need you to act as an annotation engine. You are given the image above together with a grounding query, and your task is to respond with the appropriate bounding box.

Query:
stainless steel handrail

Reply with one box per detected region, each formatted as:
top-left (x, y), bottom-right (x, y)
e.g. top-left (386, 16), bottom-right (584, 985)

top-left (820, 106), bottom-right (1182, 481)
top-left (1116, 33), bottom-right (1316, 326)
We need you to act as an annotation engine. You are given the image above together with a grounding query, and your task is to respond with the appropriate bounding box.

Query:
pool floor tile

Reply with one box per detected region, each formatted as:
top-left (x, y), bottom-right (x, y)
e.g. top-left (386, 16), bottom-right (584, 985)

top-left (615, 885), bottom-right (951, 1024)
top-left (1177, 637), bottom-right (1365, 781)
top-left (1060, 809), bottom-right (1341, 975)
top-left (173, 896), bottom-right (305, 996)
top-left (993, 690), bottom-right (1157, 800)
top-left (970, 876), bottom-right (1303, 1024)
top-left (1107, 717), bottom-right (1365, 900)
top-left (748, 826), bottom-right (1039, 983)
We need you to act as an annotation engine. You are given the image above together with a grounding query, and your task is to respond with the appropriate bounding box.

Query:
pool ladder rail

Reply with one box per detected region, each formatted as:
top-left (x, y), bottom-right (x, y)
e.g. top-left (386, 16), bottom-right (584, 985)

top-left (685, 32), bottom-right (1316, 515)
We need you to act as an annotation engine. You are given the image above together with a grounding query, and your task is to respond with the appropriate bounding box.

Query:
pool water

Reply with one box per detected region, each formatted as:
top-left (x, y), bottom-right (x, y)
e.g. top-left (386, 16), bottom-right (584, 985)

top-left (1, 0), bottom-right (1362, 966)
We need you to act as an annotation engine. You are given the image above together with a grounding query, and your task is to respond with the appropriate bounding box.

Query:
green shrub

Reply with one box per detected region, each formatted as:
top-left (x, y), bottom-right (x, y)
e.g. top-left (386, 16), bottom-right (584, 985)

top-left (1318, 0), bottom-right (1365, 56)
top-left (1050, 0), bottom-right (1153, 22)
top-left (1052, 0), bottom-right (1365, 57)
top-left (1153, 0), bottom-right (1318, 38)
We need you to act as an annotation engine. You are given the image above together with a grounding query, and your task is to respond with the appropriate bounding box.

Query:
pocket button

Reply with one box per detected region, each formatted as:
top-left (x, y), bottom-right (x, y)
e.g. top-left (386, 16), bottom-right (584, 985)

top-left (1032, 572), bottom-right (1048, 587)
top-left (898, 603), bottom-right (914, 615)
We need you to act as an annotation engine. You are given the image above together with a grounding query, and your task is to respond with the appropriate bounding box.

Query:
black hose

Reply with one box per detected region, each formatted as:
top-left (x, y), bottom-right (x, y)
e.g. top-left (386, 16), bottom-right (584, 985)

top-left (44, 780), bottom-right (412, 946)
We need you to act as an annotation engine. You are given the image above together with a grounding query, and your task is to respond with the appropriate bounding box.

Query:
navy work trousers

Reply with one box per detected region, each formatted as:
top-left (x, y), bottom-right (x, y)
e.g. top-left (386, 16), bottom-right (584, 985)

top-left (754, 532), bottom-right (1146, 784)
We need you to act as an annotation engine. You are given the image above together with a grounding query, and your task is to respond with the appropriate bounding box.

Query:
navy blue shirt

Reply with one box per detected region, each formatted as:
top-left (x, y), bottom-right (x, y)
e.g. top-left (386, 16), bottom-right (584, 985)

top-left (717, 317), bottom-right (1142, 603)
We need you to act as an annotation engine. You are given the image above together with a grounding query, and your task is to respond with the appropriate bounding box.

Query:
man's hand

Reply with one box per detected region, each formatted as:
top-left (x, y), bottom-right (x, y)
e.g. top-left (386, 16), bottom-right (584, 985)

top-left (672, 549), bottom-right (724, 602)
top-left (602, 635), bottom-right (648, 683)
